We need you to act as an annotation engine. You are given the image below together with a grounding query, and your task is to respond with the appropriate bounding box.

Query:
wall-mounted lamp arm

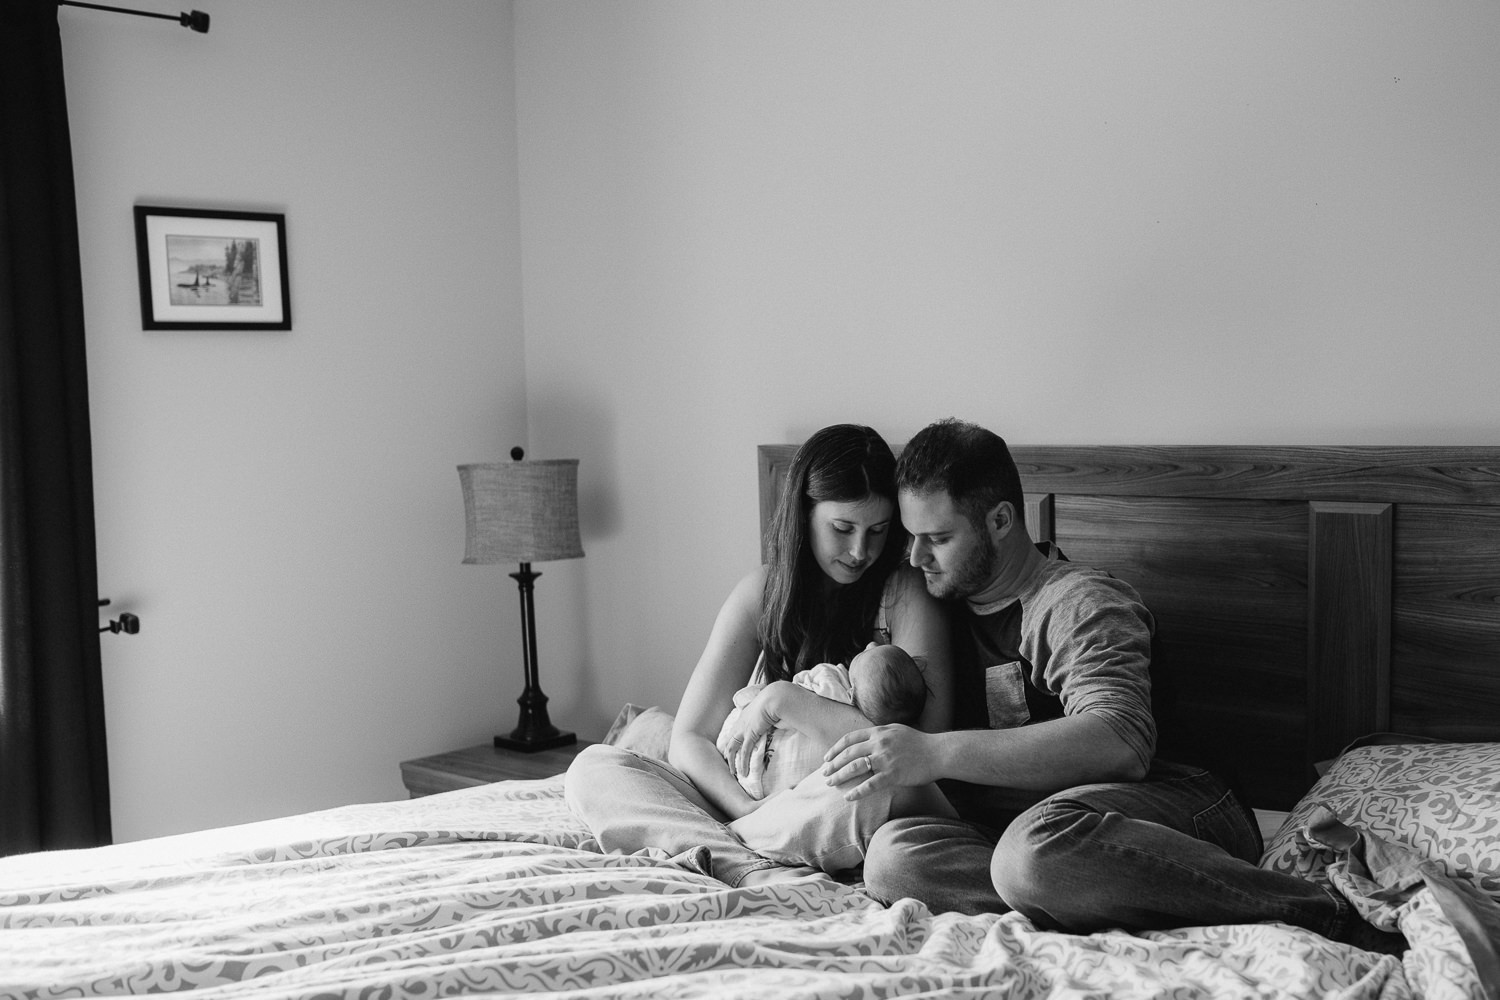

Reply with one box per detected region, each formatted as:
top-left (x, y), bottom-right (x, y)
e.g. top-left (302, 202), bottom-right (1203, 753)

top-left (100, 613), bottom-right (140, 635)
top-left (59, 1), bottom-right (210, 34)
top-left (98, 599), bottom-right (141, 635)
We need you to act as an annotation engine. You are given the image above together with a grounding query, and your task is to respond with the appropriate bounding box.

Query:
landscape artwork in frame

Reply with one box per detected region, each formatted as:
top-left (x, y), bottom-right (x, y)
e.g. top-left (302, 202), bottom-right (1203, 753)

top-left (134, 206), bottom-right (291, 330)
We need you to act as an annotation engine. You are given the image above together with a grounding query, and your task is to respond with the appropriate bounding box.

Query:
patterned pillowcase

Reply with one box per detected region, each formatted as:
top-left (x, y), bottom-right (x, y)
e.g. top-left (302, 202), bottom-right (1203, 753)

top-left (1259, 741), bottom-right (1500, 905)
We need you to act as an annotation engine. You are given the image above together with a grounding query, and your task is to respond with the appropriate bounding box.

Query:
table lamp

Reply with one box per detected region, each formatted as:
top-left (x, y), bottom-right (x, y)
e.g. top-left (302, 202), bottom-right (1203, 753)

top-left (459, 447), bottom-right (582, 752)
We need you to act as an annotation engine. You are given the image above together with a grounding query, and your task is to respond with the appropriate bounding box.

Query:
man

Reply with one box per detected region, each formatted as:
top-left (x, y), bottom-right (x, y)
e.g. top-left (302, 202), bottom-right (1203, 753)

top-left (821, 418), bottom-right (1360, 938)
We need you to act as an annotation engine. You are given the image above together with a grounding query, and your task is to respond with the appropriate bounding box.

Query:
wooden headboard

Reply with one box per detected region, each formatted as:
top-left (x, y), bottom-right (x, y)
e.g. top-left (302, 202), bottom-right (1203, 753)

top-left (759, 444), bottom-right (1500, 810)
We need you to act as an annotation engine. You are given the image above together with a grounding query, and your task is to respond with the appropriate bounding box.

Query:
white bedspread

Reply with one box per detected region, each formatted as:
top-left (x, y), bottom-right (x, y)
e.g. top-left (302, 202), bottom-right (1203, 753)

top-left (0, 776), bottom-right (1484, 999)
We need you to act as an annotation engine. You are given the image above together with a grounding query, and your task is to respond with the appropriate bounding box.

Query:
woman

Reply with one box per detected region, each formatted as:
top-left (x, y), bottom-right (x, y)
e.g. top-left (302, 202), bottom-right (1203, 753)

top-left (565, 424), bottom-right (953, 886)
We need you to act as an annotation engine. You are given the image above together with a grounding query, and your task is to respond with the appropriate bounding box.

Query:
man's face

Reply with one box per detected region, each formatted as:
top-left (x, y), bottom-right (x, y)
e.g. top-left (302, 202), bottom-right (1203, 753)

top-left (898, 489), bottom-right (998, 600)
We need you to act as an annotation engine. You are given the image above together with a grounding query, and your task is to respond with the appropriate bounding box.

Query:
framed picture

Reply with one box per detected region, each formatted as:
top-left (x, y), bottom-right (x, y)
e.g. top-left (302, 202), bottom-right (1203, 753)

top-left (133, 206), bottom-right (291, 330)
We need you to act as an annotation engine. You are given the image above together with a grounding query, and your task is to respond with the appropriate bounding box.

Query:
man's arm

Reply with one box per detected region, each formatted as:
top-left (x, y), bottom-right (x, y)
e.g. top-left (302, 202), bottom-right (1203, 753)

top-left (823, 713), bottom-right (1144, 801)
top-left (935, 714), bottom-right (1146, 787)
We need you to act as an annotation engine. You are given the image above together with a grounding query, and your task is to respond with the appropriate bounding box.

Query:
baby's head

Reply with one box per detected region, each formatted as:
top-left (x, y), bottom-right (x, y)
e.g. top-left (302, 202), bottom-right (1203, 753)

top-left (848, 642), bottom-right (927, 726)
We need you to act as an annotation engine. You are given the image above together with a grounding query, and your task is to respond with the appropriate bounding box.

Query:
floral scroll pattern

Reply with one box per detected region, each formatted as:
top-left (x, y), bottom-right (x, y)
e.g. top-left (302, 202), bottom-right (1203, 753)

top-left (0, 775), bottom-right (1483, 999)
top-left (1260, 742), bottom-right (1500, 906)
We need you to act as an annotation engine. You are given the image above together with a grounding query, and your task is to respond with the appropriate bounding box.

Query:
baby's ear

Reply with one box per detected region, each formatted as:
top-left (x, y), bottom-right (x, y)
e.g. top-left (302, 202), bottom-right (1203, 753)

top-left (865, 641), bottom-right (879, 650)
top-left (912, 655), bottom-right (928, 673)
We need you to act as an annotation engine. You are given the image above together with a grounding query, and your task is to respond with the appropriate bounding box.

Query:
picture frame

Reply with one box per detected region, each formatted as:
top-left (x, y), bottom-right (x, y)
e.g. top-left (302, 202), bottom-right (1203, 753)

top-left (133, 205), bottom-right (291, 330)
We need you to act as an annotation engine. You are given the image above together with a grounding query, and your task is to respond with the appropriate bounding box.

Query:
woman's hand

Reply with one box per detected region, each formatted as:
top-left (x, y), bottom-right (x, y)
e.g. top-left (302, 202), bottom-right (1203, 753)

top-left (717, 681), bottom-right (787, 778)
top-left (822, 724), bottom-right (940, 801)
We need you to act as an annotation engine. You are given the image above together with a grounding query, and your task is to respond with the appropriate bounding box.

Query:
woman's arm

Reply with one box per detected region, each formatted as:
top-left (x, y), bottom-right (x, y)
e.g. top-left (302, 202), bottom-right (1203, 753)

top-left (883, 566), bottom-right (955, 733)
top-left (721, 679), bottom-right (868, 778)
top-left (667, 568), bottom-right (767, 820)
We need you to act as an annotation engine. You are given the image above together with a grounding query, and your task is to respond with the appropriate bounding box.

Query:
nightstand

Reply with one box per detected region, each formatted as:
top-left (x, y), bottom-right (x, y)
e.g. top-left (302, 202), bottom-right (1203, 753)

top-left (399, 741), bottom-right (593, 797)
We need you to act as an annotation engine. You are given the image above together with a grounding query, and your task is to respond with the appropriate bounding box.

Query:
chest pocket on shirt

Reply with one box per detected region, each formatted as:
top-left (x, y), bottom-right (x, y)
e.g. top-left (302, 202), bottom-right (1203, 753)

top-left (985, 661), bottom-right (1032, 729)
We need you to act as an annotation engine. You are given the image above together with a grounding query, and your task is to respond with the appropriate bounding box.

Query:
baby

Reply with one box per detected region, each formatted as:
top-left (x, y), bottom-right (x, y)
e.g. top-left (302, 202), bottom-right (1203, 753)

top-left (717, 642), bottom-right (927, 800)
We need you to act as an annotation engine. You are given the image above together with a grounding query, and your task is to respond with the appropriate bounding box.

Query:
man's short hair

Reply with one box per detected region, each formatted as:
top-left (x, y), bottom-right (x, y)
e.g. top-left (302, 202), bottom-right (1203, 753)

top-left (896, 418), bottom-right (1026, 530)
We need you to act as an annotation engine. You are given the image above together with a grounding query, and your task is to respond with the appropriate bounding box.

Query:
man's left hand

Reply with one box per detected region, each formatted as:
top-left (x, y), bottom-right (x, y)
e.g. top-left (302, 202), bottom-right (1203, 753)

top-left (822, 725), bottom-right (938, 801)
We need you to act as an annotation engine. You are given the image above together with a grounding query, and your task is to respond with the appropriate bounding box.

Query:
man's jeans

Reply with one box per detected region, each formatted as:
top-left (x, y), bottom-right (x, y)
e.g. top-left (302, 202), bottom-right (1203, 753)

top-left (863, 759), bottom-right (1349, 935)
top-left (564, 743), bottom-right (891, 886)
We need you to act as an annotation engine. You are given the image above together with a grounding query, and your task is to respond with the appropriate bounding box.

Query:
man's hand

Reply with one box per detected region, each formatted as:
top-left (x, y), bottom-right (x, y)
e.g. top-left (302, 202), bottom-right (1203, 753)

top-left (822, 725), bottom-right (940, 801)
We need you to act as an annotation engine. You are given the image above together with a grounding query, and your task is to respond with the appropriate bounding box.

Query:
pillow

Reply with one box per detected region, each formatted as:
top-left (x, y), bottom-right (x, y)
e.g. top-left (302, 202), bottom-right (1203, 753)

top-left (602, 703), bottom-right (674, 761)
top-left (1259, 740), bottom-right (1500, 905)
top-left (601, 702), bottom-right (648, 745)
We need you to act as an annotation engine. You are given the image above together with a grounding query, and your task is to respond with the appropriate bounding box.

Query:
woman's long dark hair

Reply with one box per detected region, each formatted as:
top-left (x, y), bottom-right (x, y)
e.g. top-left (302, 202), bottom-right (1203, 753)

top-left (758, 425), bottom-right (908, 681)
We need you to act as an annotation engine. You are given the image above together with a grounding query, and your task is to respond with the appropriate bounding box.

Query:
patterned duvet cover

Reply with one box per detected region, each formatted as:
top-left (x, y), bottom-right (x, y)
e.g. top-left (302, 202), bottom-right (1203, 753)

top-left (0, 776), bottom-right (1486, 999)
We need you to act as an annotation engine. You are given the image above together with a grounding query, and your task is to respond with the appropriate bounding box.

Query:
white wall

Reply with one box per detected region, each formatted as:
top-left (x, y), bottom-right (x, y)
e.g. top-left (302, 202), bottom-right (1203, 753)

top-left (62, 1), bottom-right (529, 841)
top-left (514, 2), bottom-right (1500, 738)
top-left (57, 1), bottom-right (1500, 841)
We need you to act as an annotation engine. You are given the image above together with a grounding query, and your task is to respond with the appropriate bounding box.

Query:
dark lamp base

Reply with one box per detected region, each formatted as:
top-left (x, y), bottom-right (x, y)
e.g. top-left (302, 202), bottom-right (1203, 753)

top-left (494, 561), bottom-right (576, 754)
top-left (494, 728), bottom-right (577, 753)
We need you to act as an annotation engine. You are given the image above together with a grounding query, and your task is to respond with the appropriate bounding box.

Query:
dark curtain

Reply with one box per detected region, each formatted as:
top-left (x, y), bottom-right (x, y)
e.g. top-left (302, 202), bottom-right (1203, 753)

top-left (0, 0), bottom-right (111, 855)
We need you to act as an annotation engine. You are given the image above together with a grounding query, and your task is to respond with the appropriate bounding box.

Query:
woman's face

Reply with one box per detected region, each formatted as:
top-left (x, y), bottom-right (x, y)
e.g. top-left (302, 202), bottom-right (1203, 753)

top-left (807, 495), bottom-right (895, 585)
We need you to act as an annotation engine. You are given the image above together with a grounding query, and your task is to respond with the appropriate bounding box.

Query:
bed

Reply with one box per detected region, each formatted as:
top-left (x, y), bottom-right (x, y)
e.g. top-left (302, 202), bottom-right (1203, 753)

top-left (4, 443), bottom-right (1499, 999)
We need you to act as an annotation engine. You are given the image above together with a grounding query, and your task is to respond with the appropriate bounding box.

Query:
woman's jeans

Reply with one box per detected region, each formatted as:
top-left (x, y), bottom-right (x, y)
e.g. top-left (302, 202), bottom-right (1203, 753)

top-left (863, 759), bottom-right (1349, 936)
top-left (564, 743), bottom-right (892, 887)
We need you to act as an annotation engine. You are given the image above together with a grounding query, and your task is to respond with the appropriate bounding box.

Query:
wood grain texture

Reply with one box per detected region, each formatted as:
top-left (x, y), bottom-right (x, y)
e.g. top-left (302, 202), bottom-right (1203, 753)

top-left (758, 446), bottom-right (794, 564)
top-left (1012, 446), bottom-right (1500, 504)
top-left (1393, 504), bottom-right (1500, 741)
top-left (1024, 493), bottom-right (1055, 544)
top-left (399, 742), bottom-right (592, 797)
top-left (1307, 503), bottom-right (1393, 767)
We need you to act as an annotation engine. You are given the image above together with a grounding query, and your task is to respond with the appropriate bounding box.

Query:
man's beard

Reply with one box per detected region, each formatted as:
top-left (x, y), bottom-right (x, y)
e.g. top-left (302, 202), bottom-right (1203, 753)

top-left (924, 531), bottom-right (999, 600)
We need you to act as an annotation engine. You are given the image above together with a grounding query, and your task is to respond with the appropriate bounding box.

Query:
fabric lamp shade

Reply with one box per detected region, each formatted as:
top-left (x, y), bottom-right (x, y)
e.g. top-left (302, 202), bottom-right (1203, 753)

top-left (459, 459), bottom-right (584, 565)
